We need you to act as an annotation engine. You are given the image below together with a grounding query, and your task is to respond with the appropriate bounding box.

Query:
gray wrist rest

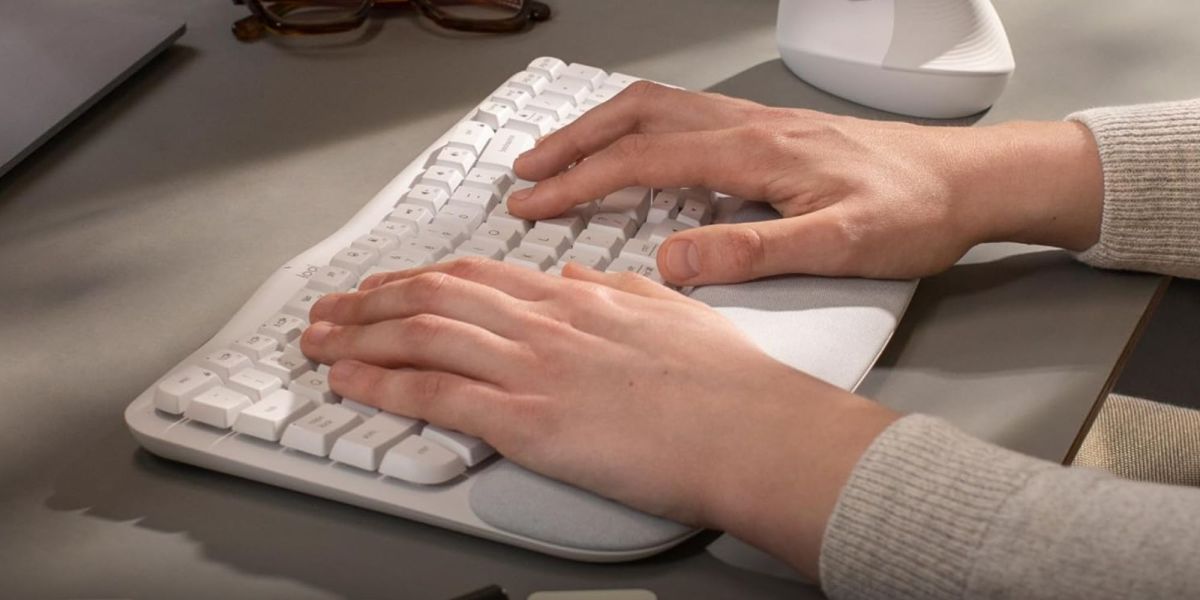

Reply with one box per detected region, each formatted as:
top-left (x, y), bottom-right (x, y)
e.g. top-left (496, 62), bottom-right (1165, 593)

top-left (468, 204), bottom-right (917, 553)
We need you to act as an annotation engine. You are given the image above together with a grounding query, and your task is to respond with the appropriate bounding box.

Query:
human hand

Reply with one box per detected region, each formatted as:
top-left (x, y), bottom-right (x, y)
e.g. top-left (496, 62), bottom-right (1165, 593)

top-left (300, 257), bottom-right (899, 580)
top-left (509, 82), bottom-right (1103, 285)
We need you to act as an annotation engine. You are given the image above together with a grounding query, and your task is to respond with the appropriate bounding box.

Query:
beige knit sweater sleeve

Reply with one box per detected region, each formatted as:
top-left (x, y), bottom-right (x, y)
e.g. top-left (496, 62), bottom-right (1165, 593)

top-left (819, 98), bottom-right (1200, 600)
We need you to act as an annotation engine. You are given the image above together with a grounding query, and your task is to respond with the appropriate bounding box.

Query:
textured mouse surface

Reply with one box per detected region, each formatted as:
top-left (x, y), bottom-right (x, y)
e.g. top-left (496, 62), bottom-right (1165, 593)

top-left (469, 461), bottom-right (694, 552)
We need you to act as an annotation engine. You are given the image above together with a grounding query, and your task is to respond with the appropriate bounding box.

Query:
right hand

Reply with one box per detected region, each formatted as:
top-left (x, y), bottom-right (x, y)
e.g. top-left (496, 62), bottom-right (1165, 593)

top-left (510, 82), bottom-right (1103, 285)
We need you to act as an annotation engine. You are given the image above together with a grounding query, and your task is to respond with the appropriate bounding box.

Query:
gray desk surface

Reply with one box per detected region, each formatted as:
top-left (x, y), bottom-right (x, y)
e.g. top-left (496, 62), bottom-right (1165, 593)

top-left (1, 1), bottom-right (1193, 598)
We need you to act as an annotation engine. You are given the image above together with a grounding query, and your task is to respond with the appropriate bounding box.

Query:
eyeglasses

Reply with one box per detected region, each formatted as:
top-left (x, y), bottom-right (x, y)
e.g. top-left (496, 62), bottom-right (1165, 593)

top-left (232, 0), bottom-right (552, 42)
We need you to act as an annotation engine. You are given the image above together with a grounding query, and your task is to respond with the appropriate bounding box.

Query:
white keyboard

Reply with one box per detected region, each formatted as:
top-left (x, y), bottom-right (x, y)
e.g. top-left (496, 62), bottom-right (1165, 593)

top-left (125, 57), bottom-right (916, 563)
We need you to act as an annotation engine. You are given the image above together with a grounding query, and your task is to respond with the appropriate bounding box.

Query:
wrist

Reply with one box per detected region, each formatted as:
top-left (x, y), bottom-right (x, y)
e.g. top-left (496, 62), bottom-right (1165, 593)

top-left (955, 121), bottom-right (1104, 251)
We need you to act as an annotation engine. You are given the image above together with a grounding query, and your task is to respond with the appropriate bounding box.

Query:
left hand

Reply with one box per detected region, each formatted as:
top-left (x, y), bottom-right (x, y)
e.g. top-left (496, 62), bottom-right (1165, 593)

top-left (299, 257), bottom-right (898, 580)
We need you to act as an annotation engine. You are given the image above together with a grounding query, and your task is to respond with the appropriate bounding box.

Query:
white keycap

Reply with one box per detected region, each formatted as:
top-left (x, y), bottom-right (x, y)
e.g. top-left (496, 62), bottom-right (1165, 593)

top-left (372, 220), bottom-right (418, 241)
top-left (542, 77), bottom-right (591, 106)
top-left (560, 63), bottom-right (606, 90)
top-left (678, 197), bottom-right (713, 226)
top-left (418, 166), bottom-right (465, 194)
top-left (258, 348), bottom-right (314, 382)
top-left (505, 245), bottom-right (555, 271)
top-left (331, 246), bottom-right (379, 276)
top-left (533, 213), bottom-right (585, 240)
top-left (488, 206), bottom-right (533, 237)
top-left (507, 109), bottom-right (555, 138)
top-left (474, 101), bottom-right (514, 130)
top-left (472, 221), bottom-right (523, 251)
top-left (232, 333), bottom-right (280, 361)
top-left (439, 204), bottom-right (485, 231)
top-left (228, 368), bottom-right (283, 401)
top-left (282, 291), bottom-right (326, 322)
top-left (587, 213), bottom-right (638, 239)
top-left (648, 190), bottom-right (681, 223)
top-left (404, 184), bottom-right (450, 212)
top-left (456, 239), bottom-right (506, 260)
top-left (477, 128), bottom-right (536, 172)
top-left (400, 235), bottom-right (452, 262)
top-left (526, 93), bottom-right (573, 121)
top-left (506, 70), bottom-right (549, 96)
top-left (202, 349), bottom-right (253, 380)
top-left (430, 145), bottom-right (477, 175)
top-left (352, 233), bottom-right (400, 254)
top-left (281, 403), bottom-right (363, 457)
top-left (380, 435), bottom-right (465, 484)
top-left (290, 369), bottom-right (337, 403)
top-left (490, 85), bottom-right (532, 112)
top-left (154, 366), bottom-right (221, 414)
top-left (602, 72), bottom-right (641, 93)
top-left (306, 266), bottom-right (357, 293)
top-left (446, 121), bottom-right (494, 154)
top-left (463, 167), bottom-right (513, 198)
top-left (422, 425), bottom-right (495, 467)
top-left (619, 239), bottom-right (662, 267)
top-left (388, 204), bottom-right (436, 227)
top-left (581, 88), bottom-right (617, 109)
top-left (574, 228), bottom-right (623, 259)
top-left (330, 412), bottom-right (423, 471)
top-left (258, 313), bottom-right (306, 345)
top-left (528, 56), bottom-right (566, 80)
top-left (233, 389), bottom-right (314, 442)
top-left (378, 249), bottom-right (430, 271)
top-left (647, 218), bottom-right (693, 243)
top-left (559, 245), bottom-right (611, 270)
top-left (599, 187), bottom-right (651, 222)
top-left (607, 256), bottom-right (665, 283)
top-left (423, 221), bottom-right (468, 248)
top-left (340, 398), bottom-right (379, 418)
top-left (186, 386), bottom-right (253, 429)
top-left (520, 228), bottom-right (571, 258)
top-left (448, 186), bottom-right (499, 214)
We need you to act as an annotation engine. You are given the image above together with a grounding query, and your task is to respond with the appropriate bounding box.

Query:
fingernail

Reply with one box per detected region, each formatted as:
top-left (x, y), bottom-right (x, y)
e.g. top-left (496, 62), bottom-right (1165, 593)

top-left (310, 293), bottom-right (343, 321)
top-left (664, 239), bottom-right (700, 280)
top-left (329, 360), bottom-right (360, 383)
top-left (305, 321), bottom-right (333, 345)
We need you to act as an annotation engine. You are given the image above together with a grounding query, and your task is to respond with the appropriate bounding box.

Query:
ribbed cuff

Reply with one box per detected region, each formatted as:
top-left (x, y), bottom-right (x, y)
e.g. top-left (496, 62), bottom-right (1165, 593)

top-left (818, 415), bottom-right (1055, 600)
top-left (1067, 99), bottom-right (1200, 278)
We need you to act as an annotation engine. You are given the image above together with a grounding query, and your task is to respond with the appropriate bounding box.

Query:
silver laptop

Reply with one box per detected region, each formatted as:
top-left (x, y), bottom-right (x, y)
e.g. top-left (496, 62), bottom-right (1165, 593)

top-left (0, 2), bottom-right (185, 178)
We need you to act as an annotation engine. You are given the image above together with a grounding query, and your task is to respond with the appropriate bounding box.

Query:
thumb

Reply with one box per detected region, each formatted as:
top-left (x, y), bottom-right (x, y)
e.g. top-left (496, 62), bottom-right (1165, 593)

top-left (656, 212), bottom-right (851, 285)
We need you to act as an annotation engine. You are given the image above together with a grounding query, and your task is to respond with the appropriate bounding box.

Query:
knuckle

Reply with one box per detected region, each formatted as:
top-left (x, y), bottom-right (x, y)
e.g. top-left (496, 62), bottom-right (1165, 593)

top-left (444, 255), bottom-right (490, 278)
top-left (401, 313), bottom-right (446, 344)
top-left (407, 272), bottom-right (451, 308)
top-left (623, 79), bottom-right (664, 102)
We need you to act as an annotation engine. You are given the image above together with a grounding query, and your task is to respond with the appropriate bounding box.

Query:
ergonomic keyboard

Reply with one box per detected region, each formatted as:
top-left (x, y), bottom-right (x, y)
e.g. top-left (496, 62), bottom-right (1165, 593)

top-left (125, 57), bottom-right (917, 563)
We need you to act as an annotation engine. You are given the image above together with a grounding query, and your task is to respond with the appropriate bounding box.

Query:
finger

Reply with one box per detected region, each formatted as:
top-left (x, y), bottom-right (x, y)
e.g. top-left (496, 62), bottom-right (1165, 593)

top-left (560, 262), bottom-right (702, 306)
top-left (301, 316), bottom-right (525, 384)
top-left (514, 82), bottom-right (743, 182)
top-left (310, 271), bottom-right (532, 339)
top-left (328, 360), bottom-right (509, 440)
top-left (656, 211), bottom-right (853, 284)
top-left (509, 129), bottom-right (763, 221)
top-left (358, 256), bottom-right (560, 301)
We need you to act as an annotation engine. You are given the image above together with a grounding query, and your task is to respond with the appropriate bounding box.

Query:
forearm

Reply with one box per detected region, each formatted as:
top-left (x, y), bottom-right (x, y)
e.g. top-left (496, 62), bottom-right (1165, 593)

top-left (821, 415), bottom-right (1200, 599)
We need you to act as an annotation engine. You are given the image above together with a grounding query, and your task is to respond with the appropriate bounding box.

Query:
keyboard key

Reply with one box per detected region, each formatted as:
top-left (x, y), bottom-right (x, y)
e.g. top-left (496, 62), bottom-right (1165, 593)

top-left (574, 228), bottom-right (623, 259)
top-left (340, 398), bottom-right (380, 418)
top-left (587, 213), bottom-right (638, 239)
top-left (202, 349), bottom-right (253, 380)
top-left (417, 166), bottom-right (465, 195)
top-left (228, 368), bottom-right (283, 401)
top-left (154, 366), bottom-right (221, 414)
top-left (232, 333), bottom-right (280, 361)
top-left (507, 109), bottom-right (555, 138)
top-left (477, 128), bottom-right (536, 172)
top-left (281, 403), bottom-right (363, 457)
top-left (378, 249), bottom-right (431, 271)
top-left (439, 204), bottom-right (486, 231)
top-left (258, 348), bottom-right (313, 382)
top-left (258, 313), bottom-right (307, 345)
top-left (331, 246), bottom-right (380, 276)
top-left (618, 239), bottom-right (661, 267)
top-left (526, 93), bottom-right (573, 121)
top-left (678, 197), bottom-right (712, 226)
top-left (599, 187), bottom-right (651, 222)
top-left (505, 245), bottom-right (556, 271)
top-left (527, 56), bottom-right (566, 80)
top-left (648, 190), bottom-right (681, 223)
top-left (404, 184), bottom-right (450, 212)
top-left (400, 235), bottom-right (452, 262)
top-left (233, 389), bottom-right (315, 442)
top-left (473, 221), bottom-right (523, 251)
top-left (542, 77), bottom-right (591, 106)
top-left (424, 221), bottom-right (469, 248)
top-left (533, 213), bottom-right (585, 241)
top-left (306, 266), bottom-right (357, 293)
top-left (352, 233), bottom-right (400, 254)
top-left (380, 435), bottom-right (465, 484)
top-left (505, 70), bottom-right (549, 96)
top-left (372, 220), bottom-right (418, 241)
top-left (559, 245), bottom-right (611, 270)
top-left (607, 256), bottom-right (665, 283)
top-left (422, 425), bottom-right (495, 467)
top-left (290, 370), bottom-right (337, 404)
top-left (474, 100), bottom-right (514, 130)
top-left (521, 228), bottom-right (571, 258)
top-left (330, 412), bottom-right (423, 471)
top-left (463, 167), bottom-right (513, 198)
top-left (560, 63), bottom-right (607, 90)
top-left (388, 204), bottom-right (436, 227)
top-left (456, 239), bottom-right (506, 260)
top-left (489, 86), bottom-right (533, 112)
top-left (448, 186), bottom-right (499, 214)
top-left (488, 201), bottom-right (533, 233)
top-left (430, 145), bottom-right (477, 175)
top-left (446, 121), bottom-right (493, 154)
top-left (647, 218), bottom-right (693, 243)
top-left (186, 386), bottom-right (253, 429)
top-left (602, 72), bottom-right (642, 93)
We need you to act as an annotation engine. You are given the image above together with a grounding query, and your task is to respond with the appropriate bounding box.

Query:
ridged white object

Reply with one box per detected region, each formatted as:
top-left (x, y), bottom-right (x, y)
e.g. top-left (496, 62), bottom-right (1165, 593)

top-left (777, 0), bottom-right (1014, 118)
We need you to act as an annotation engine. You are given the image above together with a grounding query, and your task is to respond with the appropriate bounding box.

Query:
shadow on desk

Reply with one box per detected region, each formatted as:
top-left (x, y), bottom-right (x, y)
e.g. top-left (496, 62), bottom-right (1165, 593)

top-left (44, 429), bottom-right (809, 599)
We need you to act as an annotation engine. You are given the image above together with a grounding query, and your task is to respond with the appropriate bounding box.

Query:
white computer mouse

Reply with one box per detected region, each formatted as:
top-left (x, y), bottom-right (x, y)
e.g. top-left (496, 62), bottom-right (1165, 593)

top-left (777, 0), bottom-right (1014, 119)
